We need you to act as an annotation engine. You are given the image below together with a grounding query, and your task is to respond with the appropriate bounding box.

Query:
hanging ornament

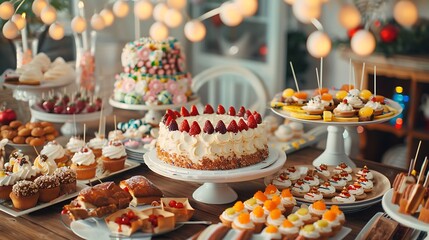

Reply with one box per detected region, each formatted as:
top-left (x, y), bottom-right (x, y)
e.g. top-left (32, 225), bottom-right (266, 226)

top-left (164, 8), bottom-right (183, 28)
top-left (100, 9), bottom-right (115, 27)
top-left (113, 0), bottom-right (129, 18)
top-left (153, 3), bottom-right (168, 22)
top-left (351, 29), bottom-right (376, 56)
top-left (306, 30), bottom-right (332, 58)
top-left (91, 13), bottom-right (105, 30)
top-left (11, 14), bottom-right (26, 31)
top-left (134, 0), bottom-right (153, 20)
top-left (380, 24), bottom-right (398, 43)
top-left (219, 2), bottom-right (243, 27)
top-left (2, 20), bottom-right (18, 39)
top-left (234, 0), bottom-right (258, 17)
top-left (167, 0), bottom-right (186, 10)
top-left (32, 0), bottom-right (48, 17)
top-left (41, 5), bottom-right (57, 25)
top-left (71, 16), bottom-right (87, 33)
top-left (149, 21), bottom-right (168, 41)
top-left (49, 22), bottom-right (64, 40)
top-left (347, 25), bottom-right (363, 39)
top-left (184, 20), bottom-right (206, 42)
top-left (393, 1), bottom-right (418, 27)
top-left (0, 1), bottom-right (14, 20)
top-left (338, 4), bottom-right (361, 30)
top-left (292, 0), bottom-right (321, 24)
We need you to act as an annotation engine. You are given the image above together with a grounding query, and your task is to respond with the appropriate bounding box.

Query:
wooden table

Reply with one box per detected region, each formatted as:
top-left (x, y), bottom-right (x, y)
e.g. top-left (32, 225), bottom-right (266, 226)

top-left (0, 147), bottom-right (403, 240)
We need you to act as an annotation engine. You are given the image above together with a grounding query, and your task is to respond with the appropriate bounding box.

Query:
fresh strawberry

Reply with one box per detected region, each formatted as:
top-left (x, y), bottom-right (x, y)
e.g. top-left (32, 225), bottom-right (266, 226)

top-left (343, 99), bottom-right (348, 104)
top-left (237, 106), bottom-right (246, 117)
top-left (169, 119), bottom-right (179, 131)
top-left (86, 103), bottom-right (96, 113)
top-left (174, 110), bottom-right (181, 118)
top-left (66, 103), bottom-right (77, 114)
top-left (180, 106), bottom-right (189, 117)
top-left (203, 104), bottom-right (214, 114)
top-left (175, 202), bottom-right (184, 208)
top-left (215, 120), bottom-right (227, 134)
top-left (203, 120), bottom-right (214, 134)
top-left (169, 200), bottom-right (177, 207)
top-left (247, 115), bottom-right (257, 129)
top-left (167, 109), bottom-right (176, 119)
top-left (53, 103), bottom-right (64, 114)
top-left (227, 120), bottom-right (239, 133)
top-left (161, 114), bottom-right (169, 124)
top-left (189, 121), bottom-right (201, 136)
top-left (245, 110), bottom-right (252, 119)
top-left (165, 115), bottom-right (174, 126)
top-left (217, 104), bottom-right (226, 114)
top-left (179, 119), bottom-right (190, 132)
top-left (42, 99), bottom-right (55, 112)
top-left (228, 106), bottom-right (236, 116)
top-left (254, 113), bottom-right (262, 124)
top-left (238, 119), bottom-right (248, 131)
top-left (190, 105), bottom-right (199, 116)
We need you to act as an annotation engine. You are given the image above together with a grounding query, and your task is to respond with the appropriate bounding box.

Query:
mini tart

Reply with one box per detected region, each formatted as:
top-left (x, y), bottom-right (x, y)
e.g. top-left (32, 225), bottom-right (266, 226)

top-left (219, 207), bottom-right (238, 227)
top-left (314, 164), bottom-right (330, 181)
top-left (278, 220), bottom-right (299, 239)
top-left (357, 177), bottom-right (374, 193)
top-left (296, 208), bottom-right (318, 225)
top-left (328, 175), bottom-right (347, 191)
top-left (231, 213), bottom-right (255, 232)
top-left (332, 187), bottom-right (356, 203)
top-left (10, 180), bottom-right (39, 210)
top-left (105, 208), bottom-right (148, 236)
top-left (141, 208), bottom-right (175, 234)
top-left (322, 210), bottom-right (341, 233)
top-left (291, 179), bottom-right (310, 197)
top-left (318, 182), bottom-right (336, 198)
top-left (313, 220), bottom-right (333, 238)
top-left (264, 184), bottom-right (280, 199)
top-left (330, 205), bottom-right (346, 225)
top-left (333, 108), bottom-right (356, 117)
top-left (271, 172), bottom-right (291, 190)
top-left (161, 198), bottom-right (194, 222)
top-left (250, 206), bottom-right (266, 233)
top-left (260, 225), bottom-right (282, 239)
top-left (308, 200), bottom-right (327, 218)
top-left (347, 182), bottom-right (367, 200)
top-left (298, 224), bottom-right (321, 240)
top-left (53, 167), bottom-right (77, 195)
top-left (34, 175), bottom-right (60, 202)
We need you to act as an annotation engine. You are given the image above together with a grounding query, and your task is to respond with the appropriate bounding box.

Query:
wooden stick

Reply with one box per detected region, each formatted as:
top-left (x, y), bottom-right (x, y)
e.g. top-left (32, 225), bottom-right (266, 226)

top-left (418, 156), bottom-right (428, 183)
top-left (374, 65), bottom-right (377, 96)
top-left (289, 61), bottom-right (300, 92)
top-left (360, 62), bottom-right (365, 90)
top-left (423, 163), bottom-right (429, 188)
top-left (320, 57), bottom-right (323, 91)
top-left (349, 59), bottom-right (352, 90)
top-left (413, 140), bottom-right (422, 170)
top-left (33, 146), bottom-right (39, 156)
top-left (315, 68), bottom-right (321, 96)
top-left (352, 65), bottom-right (356, 89)
top-left (408, 158), bottom-right (415, 176)
top-left (98, 101), bottom-right (104, 136)
top-left (83, 124), bottom-right (86, 143)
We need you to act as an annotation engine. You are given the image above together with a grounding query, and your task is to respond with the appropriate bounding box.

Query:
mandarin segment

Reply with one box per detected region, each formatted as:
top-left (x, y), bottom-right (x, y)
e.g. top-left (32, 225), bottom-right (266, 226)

top-left (270, 209), bottom-right (282, 219)
top-left (321, 93), bottom-right (333, 101)
top-left (265, 184), bottom-right (278, 194)
top-left (233, 201), bottom-right (244, 212)
top-left (254, 191), bottom-right (267, 202)
top-left (264, 200), bottom-right (277, 211)
top-left (322, 210), bottom-right (337, 221)
top-left (282, 220), bottom-right (294, 228)
top-left (313, 200), bottom-right (326, 210)
top-left (282, 88), bottom-right (295, 98)
top-left (238, 213), bottom-right (251, 224)
top-left (253, 206), bottom-right (265, 218)
top-left (266, 225), bottom-right (279, 233)
top-left (281, 189), bottom-right (293, 198)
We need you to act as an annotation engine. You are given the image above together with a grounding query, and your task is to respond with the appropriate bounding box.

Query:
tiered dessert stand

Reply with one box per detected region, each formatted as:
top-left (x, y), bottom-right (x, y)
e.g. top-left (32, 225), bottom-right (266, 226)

top-left (271, 93), bottom-right (402, 168)
top-left (144, 147), bottom-right (286, 204)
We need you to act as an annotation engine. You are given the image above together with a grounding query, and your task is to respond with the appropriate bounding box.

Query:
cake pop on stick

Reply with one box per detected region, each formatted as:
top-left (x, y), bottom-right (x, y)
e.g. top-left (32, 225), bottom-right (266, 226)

top-left (404, 156), bottom-right (428, 214)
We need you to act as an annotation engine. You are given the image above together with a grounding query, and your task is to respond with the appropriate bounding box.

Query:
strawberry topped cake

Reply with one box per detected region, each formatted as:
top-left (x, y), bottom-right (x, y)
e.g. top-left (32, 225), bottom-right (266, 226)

top-left (156, 104), bottom-right (268, 170)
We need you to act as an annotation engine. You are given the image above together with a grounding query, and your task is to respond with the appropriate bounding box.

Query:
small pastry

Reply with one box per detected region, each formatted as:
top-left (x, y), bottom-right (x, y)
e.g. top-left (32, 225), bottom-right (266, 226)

top-left (287, 213), bottom-right (304, 228)
top-left (119, 175), bottom-right (163, 207)
top-left (108, 130), bottom-right (125, 141)
top-left (53, 167), bottom-right (77, 195)
top-left (271, 195), bottom-right (285, 214)
top-left (161, 198), bottom-right (194, 222)
top-left (313, 220), bottom-right (333, 239)
top-left (266, 209), bottom-right (286, 227)
top-left (123, 139), bottom-right (140, 149)
top-left (274, 125), bottom-right (294, 142)
top-left (34, 175), bottom-right (60, 202)
top-left (364, 97), bottom-right (384, 116)
top-left (40, 141), bottom-right (69, 167)
top-left (298, 224), bottom-right (321, 240)
top-left (359, 89), bottom-right (372, 103)
top-left (296, 207), bottom-right (318, 225)
top-left (303, 175), bottom-right (320, 187)
top-left (264, 115), bottom-right (280, 134)
top-left (347, 182), bottom-right (367, 200)
top-left (358, 107), bottom-right (374, 121)
top-left (330, 205), bottom-right (346, 225)
top-left (19, 67), bottom-right (43, 85)
top-left (302, 96), bottom-right (324, 115)
top-left (0, 170), bottom-right (19, 200)
top-left (332, 187), bottom-right (356, 203)
top-left (219, 207), bottom-right (238, 227)
top-left (260, 225), bottom-right (282, 239)
top-left (318, 181), bottom-right (336, 198)
top-left (253, 190), bottom-right (268, 205)
top-left (232, 201), bottom-right (248, 215)
top-left (322, 210), bottom-right (341, 233)
top-left (33, 154), bottom-right (58, 175)
top-left (418, 199), bottom-right (429, 223)
top-left (101, 140), bottom-right (127, 173)
top-left (308, 200), bottom-right (327, 219)
top-left (65, 136), bottom-right (86, 158)
top-left (263, 200), bottom-right (278, 216)
top-left (314, 164), bottom-right (330, 181)
top-left (140, 208), bottom-right (175, 234)
top-left (344, 89), bottom-right (364, 109)
top-left (5, 150), bottom-right (23, 172)
top-left (280, 189), bottom-right (296, 216)
top-left (333, 162), bottom-right (353, 174)
top-left (292, 179), bottom-right (310, 197)
top-left (335, 90), bottom-right (348, 101)
top-left (250, 205), bottom-right (266, 233)
top-left (70, 147), bottom-right (97, 180)
top-left (13, 158), bottom-right (40, 182)
top-left (292, 91), bottom-right (308, 106)
top-left (284, 167), bottom-right (301, 182)
top-left (357, 176), bottom-right (374, 193)
top-left (87, 134), bottom-right (108, 159)
top-left (12, 155), bottom-right (32, 173)
top-left (281, 88), bottom-right (296, 105)
top-left (264, 184), bottom-right (280, 199)
top-left (244, 198), bottom-right (258, 212)
top-left (328, 174), bottom-right (347, 191)
top-left (333, 99), bottom-right (356, 118)
top-left (272, 172), bottom-right (292, 190)
top-left (339, 170), bottom-right (353, 182)
top-left (9, 180), bottom-right (39, 210)
top-left (105, 208), bottom-right (147, 236)
top-left (304, 187), bottom-right (323, 202)
top-left (231, 213), bottom-right (255, 232)
top-left (356, 165), bottom-right (373, 180)
top-left (321, 93), bottom-right (335, 111)
top-left (278, 220), bottom-right (299, 239)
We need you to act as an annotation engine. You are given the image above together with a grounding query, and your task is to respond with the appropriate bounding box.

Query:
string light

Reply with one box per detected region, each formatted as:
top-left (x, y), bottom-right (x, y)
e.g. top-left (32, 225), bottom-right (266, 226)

top-left (2, 20), bottom-right (18, 39)
top-left (11, 13), bottom-right (26, 30)
top-left (164, 8), bottom-right (183, 28)
top-left (184, 20), bottom-right (206, 42)
top-left (32, 0), bottom-right (47, 17)
top-left (153, 2), bottom-right (168, 22)
top-left (91, 13), bottom-right (106, 30)
top-left (219, 2), bottom-right (243, 27)
top-left (49, 22), bottom-right (64, 40)
top-left (134, 0), bottom-right (153, 20)
top-left (150, 21), bottom-right (168, 41)
top-left (100, 9), bottom-right (115, 27)
top-left (0, 1), bottom-right (14, 20)
top-left (113, 0), bottom-right (129, 18)
top-left (167, 0), bottom-right (186, 10)
top-left (306, 30), bottom-right (332, 58)
top-left (40, 5), bottom-right (57, 25)
top-left (351, 30), bottom-right (376, 56)
top-left (71, 16), bottom-right (87, 33)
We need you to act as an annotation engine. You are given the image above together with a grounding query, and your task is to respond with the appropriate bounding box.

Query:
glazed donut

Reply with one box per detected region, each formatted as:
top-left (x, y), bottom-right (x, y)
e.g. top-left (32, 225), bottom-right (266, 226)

top-left (43, 126), bottom-right (55, 134)
top-left (31, 127), bottom-right (45, 137)
top-left (12, 136), bottom-right (25, 144)
top-left (9, 120), bottom-right (22, 129)
top-left (18, 128), bottom-right (31, 137)
top-left (29, 138), bottom-right (44, 146)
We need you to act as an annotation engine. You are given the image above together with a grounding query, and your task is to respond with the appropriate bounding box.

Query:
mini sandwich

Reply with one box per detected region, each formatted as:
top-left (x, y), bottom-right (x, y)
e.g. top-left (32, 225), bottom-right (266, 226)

top-left (62, 182), bottom-right (132, 220)
top-left (119, 175), bottom-right (163, 207)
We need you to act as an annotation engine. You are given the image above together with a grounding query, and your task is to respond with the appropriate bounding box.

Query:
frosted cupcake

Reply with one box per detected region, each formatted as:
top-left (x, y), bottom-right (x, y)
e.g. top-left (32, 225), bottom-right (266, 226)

top-left (70, 147), bottom-right (97, 180)
top-left (328, 174), bottom-right (347, 191)
top-left (33, 154), bottom-right (58, 175)
top-left (298, 224), bottom-right (321, 240)
top-left (260, 225), bottom-right (282, 239)
top-left (318, 181), bottom-right (336, 198)
top-left (87, 134), bottom-right (108, 159)
top-left (333, 187), bottom-right (356, 203)
top-left (253, 190), bottom-right (268, 205)
top-left (0, 171), bottom-right (19, 200)
top-left (278, 220), bottom-right (299, 239)
top-left (280, 189), bottom-right (296, 215)
top-left (244, 198), bottom-right (258, 212)
top-left (264, 184), bottom-right (280, 199)
top-left (250, 206), bottom-right (266, 233)
top-left (263, 200), bottom-right (278, 216)
top-left (296, 207), bottom-right (317, 225)
top-left (232, 201), bottom-right (248, 215)
top-left (314, 219), bottom-right (333, 238)
top-left (10, 180), bottom-right (39, 210)
top-left (101, 140), bottom-right (127, 173)
top-left (287, 214), bottom-right (304, 228)
top-left (54, 167), bottom-right (77, 195)
top-left (34, 175), bottom-right (60, 202)
top-left (65, 136), bottom-right (86, 158)
top-left (40, 141), bottom-right (68, 166)
top-left (322, 210), bottom-right (341, 233)
top-left (219, 207), bottom-right (238, 227)
top-left (356, 166), bottom-right (374, 180)
top-left (266, 209), bottom-right (286, 227)
top-left (231, 213), bottom-right (255, 232)
top-left (304, 187), bottom-right (323, 202)
top-left (308, 200), bottom-right (327, 219)
top-left (330, 205), bottom-right (346, 224)
top-left (271, 172), bottom-right (292, 189)
top-left (292, 179), bottom-right (310, 197)
top-left (271, 195), bottom-right (286, 214)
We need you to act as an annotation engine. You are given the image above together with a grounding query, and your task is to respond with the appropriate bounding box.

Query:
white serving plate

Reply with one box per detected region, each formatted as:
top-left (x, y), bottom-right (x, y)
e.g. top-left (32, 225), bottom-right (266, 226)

top-left (3, 73), bottom-right (75, 90)
top-left (109, 96), bottom-right (200, 111)
top-left (30, 104), bottom-right (112, 123)
top-left (0, 182), bottom-right (87, 217)
top-left (77, 160), bottom-right (140, 184)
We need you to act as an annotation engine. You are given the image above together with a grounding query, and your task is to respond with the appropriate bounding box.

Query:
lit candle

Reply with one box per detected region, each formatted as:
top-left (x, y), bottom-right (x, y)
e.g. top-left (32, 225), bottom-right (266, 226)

top-left (78, 1), bottom-right (88, 51)
top-left (21, 13), bottom-right (28, 52)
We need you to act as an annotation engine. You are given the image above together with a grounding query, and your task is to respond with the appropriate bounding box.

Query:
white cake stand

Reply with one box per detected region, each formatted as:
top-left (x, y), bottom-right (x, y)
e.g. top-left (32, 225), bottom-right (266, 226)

top-left (30, 104), bottom-right (112, 136)
top-left (271, 97), bottom-right (402, 168)
top-left (144, 147), bottom-right (286, 204)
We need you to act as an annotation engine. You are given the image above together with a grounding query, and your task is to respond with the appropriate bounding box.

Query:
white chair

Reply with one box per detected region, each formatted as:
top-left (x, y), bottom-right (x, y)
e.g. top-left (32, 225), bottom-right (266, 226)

top-left (191, 65), bottom-right (269, 116)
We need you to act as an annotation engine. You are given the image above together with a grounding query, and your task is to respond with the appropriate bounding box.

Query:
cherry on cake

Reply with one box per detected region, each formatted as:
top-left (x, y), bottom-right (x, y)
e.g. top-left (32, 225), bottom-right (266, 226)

top-left (156, 104), bottom-right (268, 170)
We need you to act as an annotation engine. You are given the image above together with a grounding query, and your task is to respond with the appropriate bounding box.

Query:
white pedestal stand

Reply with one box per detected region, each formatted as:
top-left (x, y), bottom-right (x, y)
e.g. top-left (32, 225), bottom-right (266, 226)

top-left (144, 147), bottom-right (286, 204)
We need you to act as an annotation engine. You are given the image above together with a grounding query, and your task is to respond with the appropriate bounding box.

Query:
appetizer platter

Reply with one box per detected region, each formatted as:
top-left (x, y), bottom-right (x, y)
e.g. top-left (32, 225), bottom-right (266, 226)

top-left (264, 164), bottom-right (390, 213)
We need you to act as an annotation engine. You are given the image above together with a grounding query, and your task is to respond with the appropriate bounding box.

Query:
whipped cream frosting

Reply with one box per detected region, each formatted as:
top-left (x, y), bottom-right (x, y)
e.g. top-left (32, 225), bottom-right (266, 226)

top-left (334, 191), bottom-right (356, 203)
top-left (285, 168), bottom-right (301, 181)
top-left (71, 148), bottom-right (96, 166)
top-left (357, 169), bottom-right (373, 180)
top-left (267, 214), bottom-right (286, 227)
top-left (41, 141), bottom-right (66, 161)
top-left (15, 165), bottom-right (40, 180)
top-left (221, 209), bottom-right (238, 222)
top-left (66, 137), bottom-right (86, 153)
top-left (292, 181), bottom-right (310, 193)
top-left (365, 100), bottom-right (383, 110)
top-left (308, 205), bottom-right (326, 216)
top-left (272, 177), bottom-right (291, 189)
top-left (274, 125), bottom-right (293, 141)
top-left (157, 114), bottom-right (267, 163)
top-left (44, 64), bottom-right (74, 80)
top-left (279, 224), bottom-right (299, 235)
top-left (304, 191), bottom-right (323, 201)
top-left (36, 156), bottom-right (57, 175)
top-left (281, 196), bottom-right (296, 206)
top-left (335, 102), bottom-right (354, 111)
top-left (318, 184), bottom-right (336, 195)
top-left (19, 67), bottom-right (44, 82)
top-left (303, 176), bottom-right (319, 186)
top-left (345, 94), bottom-right (364, 107)
top-left (102, 140), bottom-right (126, 159)
top-left (0, 173), bottom-right (18, 186)
top-left (296, 209), bottom-right (312, 221)
top-left (348, 185), bottom-right (364, 195)
top-left (329, 177), bottom-right (346, 187)
top-left (314, 221), bottom-right (332, 234)
top-left (261, 227), bottom-right (282, 239)
top-left (299, 228), bottom-right (321, 239)
top-left (359, 179), bottom-right (374, 189)
top-left (232, 217), bottom-right (255, 229)
top-left (88, 137), bottom-right (108, 150)
top-left (303, 96), bottom-right (324, 111)
top-left (250, 212), bottom-right (266, 223)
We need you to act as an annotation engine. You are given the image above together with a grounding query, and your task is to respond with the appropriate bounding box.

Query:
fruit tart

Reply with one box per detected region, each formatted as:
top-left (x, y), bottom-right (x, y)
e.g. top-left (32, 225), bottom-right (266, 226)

top-left (279, 220), bottom-right (299, 239)
top-left (161, 198), bottom-right (194, 222)
top-left (105, 208), bottom-right (148, 236)
top-left (141, 208), bottom-right (175, 234)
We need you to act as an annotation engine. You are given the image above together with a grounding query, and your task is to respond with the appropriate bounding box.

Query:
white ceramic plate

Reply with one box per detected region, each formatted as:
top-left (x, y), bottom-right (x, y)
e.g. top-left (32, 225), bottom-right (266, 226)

top-left (0, 182), bottom-right (87, 217)
top-left (109, 96), bottom-right (200, 111)
top-left (3, 73), bottom-right (75, 90)
top-left (29, 104), bottom-right (112, 123)
top-left (382, 188), bottom-right (428, 232)
top-left (77, 160), bottom-right (140, 184)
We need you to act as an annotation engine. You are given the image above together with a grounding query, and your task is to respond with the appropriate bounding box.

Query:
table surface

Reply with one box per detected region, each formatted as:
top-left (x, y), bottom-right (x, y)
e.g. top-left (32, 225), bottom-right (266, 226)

top-left (0, 147), bottom-right (404, 240)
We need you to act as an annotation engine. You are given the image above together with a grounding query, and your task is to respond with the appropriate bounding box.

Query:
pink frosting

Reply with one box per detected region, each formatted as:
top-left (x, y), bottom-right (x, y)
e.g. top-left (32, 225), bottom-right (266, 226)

top-left (122, 78), bottom-right (136, 93)
top-left (138, 47), bottom-right (150, 61)
top-left (149, 80), bottom-right (164, 94)
top-left (173, 94), bottom-right (187, 104)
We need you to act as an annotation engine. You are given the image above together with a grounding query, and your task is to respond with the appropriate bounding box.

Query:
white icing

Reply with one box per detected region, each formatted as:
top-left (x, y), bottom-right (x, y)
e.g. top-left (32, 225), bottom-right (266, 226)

top-left (357, 169), bottom-right (373, 180)
top-left (267, 215), bottom-right (286, 227)
top-left (272, 178), bottom-right (291, 189)
top-left (66, 137), bottom-right (86, 153)
top-left (318, 185), bottom-right (336, 195)
top-left (0, 173), bottom-right (18, 186)
top-left (308, 205), bottom-right (326, 216)
top-left (87, 137), bottom-right (108, 150)
top-left (359, 179), bottom-right (374, 189)
top-left (304, 192), bottom-right (323, 201)
top-left (334, 192), bottom-right (356, 203)
top-left (335, 102), bottom-right (354, 111)
top-left (329, 178), bottom-right (346, 188)
top-left (15, 166), bottom-right (40, 180)
top-left (250, 212), bottom-right (266, 223)
top-left (348, 185), bottom-right (364, 196)
top-left (221, 210), bottom-right (238, 222)
top-left (313, 221), bottom-right (332, 234)
top-left (36, 156), bottom-right (57, 175)
top-left (19, 67), bottom-right (43, 83)
top-left (279, 225), bottom-right (299, 235)
top-left (41, 141), bottom-right (66, 161)
top-left (292, 182), bottom-right (310, 193)
top-left (303, 96), bottom-right (324, 111)
top-left (71, 149), bottom-right (96, 166)
top-left (299, 228), bottom-right (321, 239)
top-left (102, 141), bottom-right (126, 159)
top-left (261, 227), bottom-right (282, 239)
top-left (281, 196), bottom-right (296, 207)
top-left (303, 177), bottom-right (319, 186)
top-left (232, 217), bottom-right (255, 229)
